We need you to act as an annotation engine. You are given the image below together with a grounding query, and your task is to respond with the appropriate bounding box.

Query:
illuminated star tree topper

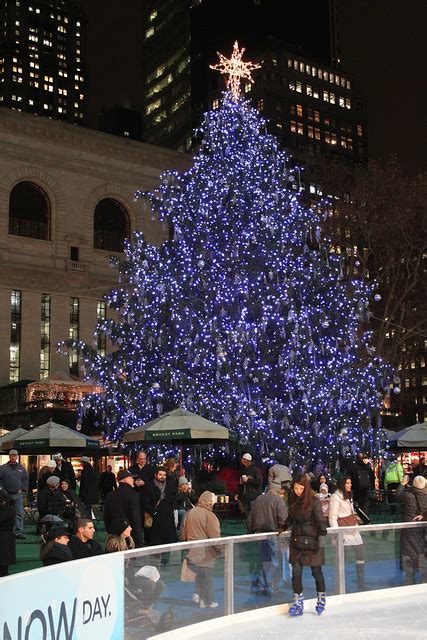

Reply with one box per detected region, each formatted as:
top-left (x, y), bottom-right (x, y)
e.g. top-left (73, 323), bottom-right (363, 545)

top-left (210, 40), bottom-right (261, 101)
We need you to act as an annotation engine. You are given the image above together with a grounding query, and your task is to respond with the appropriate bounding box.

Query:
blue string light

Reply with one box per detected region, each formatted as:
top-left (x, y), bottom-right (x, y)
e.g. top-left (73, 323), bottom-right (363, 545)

top-left (62, 92), bottom-right (393, 466)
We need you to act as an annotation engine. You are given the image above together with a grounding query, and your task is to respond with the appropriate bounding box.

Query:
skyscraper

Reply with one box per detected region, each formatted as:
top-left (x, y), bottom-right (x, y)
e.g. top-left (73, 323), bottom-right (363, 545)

top-left (0, 0), bottom-right (87, 124)
top-left (142, 0), bottom-right (337, 152)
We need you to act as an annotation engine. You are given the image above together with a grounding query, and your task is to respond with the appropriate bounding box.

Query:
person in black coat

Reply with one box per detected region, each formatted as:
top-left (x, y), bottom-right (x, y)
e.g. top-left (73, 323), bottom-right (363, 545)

top-left (40, 525), bottom-right (73, 566)
top-left (236, 453), bottom-right (263, 517)
top-left (348, 453), bottom-right (373, 516)
top-left (0, 490), bottom-right (16, 577)
top-left (287, 473), bottom-right (327, 616)
top-left (129, 451), bottom-right (156, 495)
top-left (103, 470), bottom-right (143, 547)
top-left (79, 458), bottom-right (98, 513)
top-left (52, 453), bottom-right (77, 491)
top-left (99, 465), bottom-right (117, 501)
top-left (142, 466), bottom-right (177, 546)
top-left (68, 518), bottom-right (103, 559)
top-left (396, 474), bottom-right (427, 584)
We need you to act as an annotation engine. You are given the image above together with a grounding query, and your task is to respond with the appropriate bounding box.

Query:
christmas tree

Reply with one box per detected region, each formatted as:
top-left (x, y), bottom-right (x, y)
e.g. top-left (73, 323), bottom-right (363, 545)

top-left (68, 44), bottom-right (392, 466)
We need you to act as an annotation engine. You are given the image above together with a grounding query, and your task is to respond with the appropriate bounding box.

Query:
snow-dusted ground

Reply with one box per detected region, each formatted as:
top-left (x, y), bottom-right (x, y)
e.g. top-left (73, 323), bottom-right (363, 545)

top-left (151, 584), bottom-right (427, 640)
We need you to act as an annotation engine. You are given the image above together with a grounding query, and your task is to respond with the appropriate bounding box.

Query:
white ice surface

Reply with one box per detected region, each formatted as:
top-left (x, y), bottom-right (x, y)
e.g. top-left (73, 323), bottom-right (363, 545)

top-left (152, 585), bottom-right (427, 640)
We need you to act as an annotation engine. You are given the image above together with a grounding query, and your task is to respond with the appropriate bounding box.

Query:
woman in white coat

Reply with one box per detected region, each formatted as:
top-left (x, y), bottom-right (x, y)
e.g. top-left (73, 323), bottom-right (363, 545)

top-left (329, 476), bottom-right (365, 589)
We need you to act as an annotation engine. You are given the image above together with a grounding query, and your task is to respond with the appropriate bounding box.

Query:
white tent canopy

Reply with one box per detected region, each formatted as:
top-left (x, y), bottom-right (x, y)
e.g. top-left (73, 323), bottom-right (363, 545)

top-left (387, 422), bottom-right (427, 448)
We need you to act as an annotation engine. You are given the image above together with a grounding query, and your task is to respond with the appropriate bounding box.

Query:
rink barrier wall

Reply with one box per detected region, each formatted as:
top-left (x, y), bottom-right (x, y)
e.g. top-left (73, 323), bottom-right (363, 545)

top-left (0, 522), bottom-right (426, 640)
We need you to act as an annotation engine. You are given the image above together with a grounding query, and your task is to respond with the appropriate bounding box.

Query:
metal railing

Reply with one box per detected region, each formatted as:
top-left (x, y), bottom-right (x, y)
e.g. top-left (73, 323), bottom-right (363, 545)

top-left (124, 521), bottom-right (427, 616)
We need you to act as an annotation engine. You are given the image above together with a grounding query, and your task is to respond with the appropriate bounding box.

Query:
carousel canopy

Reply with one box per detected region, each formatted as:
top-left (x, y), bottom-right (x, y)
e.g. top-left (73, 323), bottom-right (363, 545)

top-left (26, 371), bottom-right (103, 405)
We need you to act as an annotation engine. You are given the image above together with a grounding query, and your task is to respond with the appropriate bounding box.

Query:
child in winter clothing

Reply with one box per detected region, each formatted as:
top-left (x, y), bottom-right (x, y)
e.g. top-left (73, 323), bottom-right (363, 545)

top-left (316, 483), bottom-right (331, 517)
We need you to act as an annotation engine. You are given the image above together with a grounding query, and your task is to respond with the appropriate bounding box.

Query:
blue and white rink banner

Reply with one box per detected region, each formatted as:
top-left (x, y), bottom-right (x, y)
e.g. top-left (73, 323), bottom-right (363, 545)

top-left (0, 554), bottom-right (124, 639)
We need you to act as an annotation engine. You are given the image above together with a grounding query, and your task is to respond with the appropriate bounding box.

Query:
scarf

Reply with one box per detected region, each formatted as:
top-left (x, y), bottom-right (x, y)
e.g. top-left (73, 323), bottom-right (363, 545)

top-left (153, 479), bottom-right (166, 499)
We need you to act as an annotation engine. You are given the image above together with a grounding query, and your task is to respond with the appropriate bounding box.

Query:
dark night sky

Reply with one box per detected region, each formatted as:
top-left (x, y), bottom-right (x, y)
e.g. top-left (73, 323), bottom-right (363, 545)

top-left (81, 0), bottom-right (425, 174)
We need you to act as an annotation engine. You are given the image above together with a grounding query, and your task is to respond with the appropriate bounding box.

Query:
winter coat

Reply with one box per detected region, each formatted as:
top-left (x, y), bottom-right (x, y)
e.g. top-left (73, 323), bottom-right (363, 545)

top-left (54, 460), bottom-right (76, 491)
top-left (396, 485), bottom-right (427, 564)
top-left (350, 460), bottom-right (372, 499)
top-left (384, 462), bottom-right (404, 489)
top-left (315, 493), bottom-right (330, 518)
top-left (0, 462), bottom-right (28, 493)
top-left (237, 463), bottom-right (263, 503)
top-left (142, 479), bottom-right (177, 545)
top-left (98, 471), bottom-right (117, 497)
top-left (37, 487), bottom-right (69, 519)
top-left (247, 490), bottom-right (288, 533)
top-left (329, 490), bottom-right (363, 546)
top-left (0, 503), bottom-right (16, 567)
top-left (180, 492), bottom-right (221, 568)
top-left (103, 483), bottom-right (143, 547)
top-left (68, 535), bottom-right (103, 559)
top-left (79, 462), bottom-right (98, 506)
top-left (175, 489), bottom-right (197, 511)
top-left (288, 496), bottom-right (327, 567)
top-left (42, 542), bottom-right (73, 566)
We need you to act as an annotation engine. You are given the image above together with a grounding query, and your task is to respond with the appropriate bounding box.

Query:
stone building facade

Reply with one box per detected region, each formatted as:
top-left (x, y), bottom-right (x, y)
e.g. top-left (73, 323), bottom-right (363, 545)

top-left (0, 107), bottom-right (191, 389)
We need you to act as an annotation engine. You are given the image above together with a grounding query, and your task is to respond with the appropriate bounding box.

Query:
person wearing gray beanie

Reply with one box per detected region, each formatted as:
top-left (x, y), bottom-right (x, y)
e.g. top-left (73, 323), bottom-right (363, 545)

top-left (397, 473), bottom-right (427, 584)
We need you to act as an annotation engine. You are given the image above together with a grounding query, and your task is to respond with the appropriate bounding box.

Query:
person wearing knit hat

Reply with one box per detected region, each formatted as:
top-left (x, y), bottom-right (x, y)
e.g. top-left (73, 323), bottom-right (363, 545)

top-left (105, 517), bottom-right (135, 553)
top-left (46, 475), bottom-right (60, 488)
top-left (413, 475), bottom-right (426, 490)
top-left (397, 473), bottom-right (427, 584)
top-left (247, 481), bottom-right (289, 596)
top-left (175, 475), bottom-right (197, 531)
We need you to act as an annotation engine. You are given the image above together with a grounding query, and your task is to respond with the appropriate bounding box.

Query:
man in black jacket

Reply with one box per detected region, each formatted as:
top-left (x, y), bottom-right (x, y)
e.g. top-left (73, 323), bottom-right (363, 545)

top-left (236, 453), bottom-right (263, 517)
top-left (103, 470), bottom-right (143, 547)
top-left (350, 452), bottom-right (373, 516)
top-left (52, 453), bottom-right (77, 491)
top-left (142, 467), bottom-right (177, 546)
top-left (68, 518), bottom-right (103, 559)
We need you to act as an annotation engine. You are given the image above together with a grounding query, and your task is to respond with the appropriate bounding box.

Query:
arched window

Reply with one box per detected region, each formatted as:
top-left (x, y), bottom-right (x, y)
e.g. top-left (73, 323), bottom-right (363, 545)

top-left (9, 181), bottom-right (51, 240)
top-left (94, 198), bottom-right (129, 252)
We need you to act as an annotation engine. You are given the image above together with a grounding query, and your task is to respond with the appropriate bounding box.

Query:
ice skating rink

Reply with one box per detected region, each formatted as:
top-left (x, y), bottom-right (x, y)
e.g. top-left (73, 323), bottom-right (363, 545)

top-left (152, 584), bottom-right (427, 640)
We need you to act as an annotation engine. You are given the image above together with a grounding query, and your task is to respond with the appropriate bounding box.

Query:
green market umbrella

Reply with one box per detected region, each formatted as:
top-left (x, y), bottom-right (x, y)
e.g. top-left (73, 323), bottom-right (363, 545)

top-left (122, 408), bottom-right (236, 444)
top-left (0, 427), bottom-right (29, 451)
top-left (13, 419), bottom-right (100, 452)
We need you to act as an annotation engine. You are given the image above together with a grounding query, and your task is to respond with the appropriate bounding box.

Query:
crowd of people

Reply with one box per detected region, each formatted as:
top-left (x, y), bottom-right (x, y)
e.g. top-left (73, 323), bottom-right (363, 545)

top-left (0, 446), bottom-right (426, 621)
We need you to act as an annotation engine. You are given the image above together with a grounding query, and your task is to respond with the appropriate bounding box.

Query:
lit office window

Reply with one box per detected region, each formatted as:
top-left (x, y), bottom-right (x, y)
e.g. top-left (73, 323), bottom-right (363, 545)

top-left (357, 124), bottom-right (363, 136)
top-left (10, 290), bottom-right (21, 382)
top-left (290, 120), bottom-right (296, 133)
top-left (296, 81), bottom-right (302, 93)
top-left (97, 301), bottom-right (107, 357)
top-left (297, 122), bottom-right (303, 135)
top-left (40, 294), bottom-right (51, 378)
top-left (296, 105), bottom-right (303, 117)
top-left (69, 298), bottom-right (79, 376)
